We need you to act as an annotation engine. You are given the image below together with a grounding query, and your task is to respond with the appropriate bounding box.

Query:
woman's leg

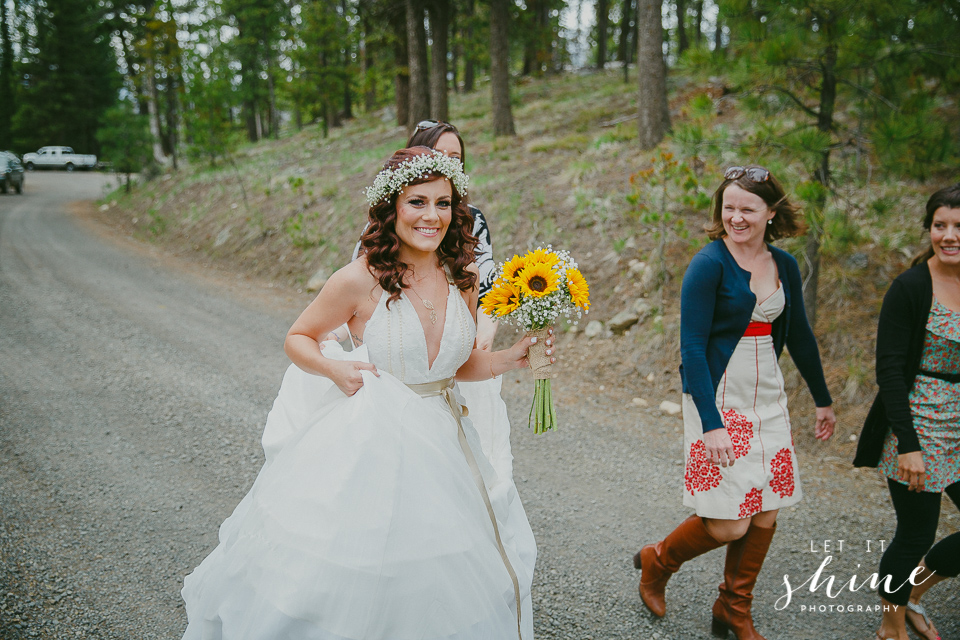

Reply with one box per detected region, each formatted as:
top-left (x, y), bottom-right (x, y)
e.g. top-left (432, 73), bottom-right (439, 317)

top-left (711, 510), bottom-right (778, 640)
top-left (904, 481), bottom-right (960, 640)
top-left (876, 478), bottom-right (941, 640)
top-left (924, 481), bottom-right (960, 580)
top-left (633, 514), bottom-right (727, 617)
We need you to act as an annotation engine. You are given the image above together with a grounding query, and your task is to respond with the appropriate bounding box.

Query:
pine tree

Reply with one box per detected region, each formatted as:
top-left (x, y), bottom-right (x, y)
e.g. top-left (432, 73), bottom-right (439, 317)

top-left (0, 0), bottom-right (14, 150)
top-left (488, 0), bottom-right (514, 135)
top-left (721, 0), bottom-right (960, 324)
top-left (636, 0), bottom-right (669, 149)
top-left (97, 101), bottom-right (153, 192)
top-left (428, 0), bottom-right (450, 120)
top-left (13, 0), bottom-right (120, 153)
top-left (406, 0), bottom-right (430, 128)
top-left (596, 0), bottom-right (609, 68)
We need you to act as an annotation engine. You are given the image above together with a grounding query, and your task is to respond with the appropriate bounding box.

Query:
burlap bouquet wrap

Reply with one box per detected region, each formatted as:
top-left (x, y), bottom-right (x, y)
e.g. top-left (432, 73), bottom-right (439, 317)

top-left (525, 327), bottom-right (553, 380)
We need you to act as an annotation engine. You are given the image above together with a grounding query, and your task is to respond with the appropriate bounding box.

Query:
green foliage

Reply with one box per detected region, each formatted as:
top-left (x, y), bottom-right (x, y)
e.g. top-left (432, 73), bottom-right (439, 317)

top-left (12, 0), bottom-right (120, 154)
top-left (182, 41), bottom-right (240, 166)
top-left (529, 134), bottom-right (591, 152)
top-left (0, 0), bottom-right (14, 150)
top-left (628, 151), bottom-right (709, 297)
top-left (283, 211), bottom-right (326, 250)
top-left (671, 93), bottom-right (730, 165)
top-left (96, 102), bottom-right (154, 190)
top-left (821, 207), bottom-right (863, 256)
top-left (872, 99), bottom-right (954, 181)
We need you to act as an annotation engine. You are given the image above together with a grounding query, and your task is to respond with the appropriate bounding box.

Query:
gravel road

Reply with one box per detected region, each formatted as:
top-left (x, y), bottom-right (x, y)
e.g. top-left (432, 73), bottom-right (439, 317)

top-left (1, 174), bottom-right (957, 639)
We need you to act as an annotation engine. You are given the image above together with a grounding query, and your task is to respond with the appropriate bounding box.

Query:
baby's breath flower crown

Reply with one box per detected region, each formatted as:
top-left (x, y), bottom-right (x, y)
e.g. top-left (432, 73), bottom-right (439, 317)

top-left (364, 151), bottom-right (469, 207)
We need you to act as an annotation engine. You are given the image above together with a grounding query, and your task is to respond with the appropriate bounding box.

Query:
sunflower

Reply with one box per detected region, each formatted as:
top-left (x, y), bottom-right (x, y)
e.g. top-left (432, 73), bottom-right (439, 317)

top-left (517, 261), bottom-right (560, 298)
top-left (500, 254), bottom-right (528, 282)
top-left (481, 279), bottom-right (522, 317)
top-left (567, 267), bottom-right (590, 310)
top-left (525, 247), bottom-right (560, 270)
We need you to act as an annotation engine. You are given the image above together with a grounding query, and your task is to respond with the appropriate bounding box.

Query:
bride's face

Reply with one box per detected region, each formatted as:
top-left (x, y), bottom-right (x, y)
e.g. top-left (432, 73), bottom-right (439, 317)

top-left (395, 178), bottom-right (452, 254)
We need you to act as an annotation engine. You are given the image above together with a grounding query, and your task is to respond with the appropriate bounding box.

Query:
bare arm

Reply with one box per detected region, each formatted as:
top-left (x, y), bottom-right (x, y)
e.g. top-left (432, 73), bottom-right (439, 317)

top-left (475, 310), bottom-right (499, 351)
top-left (284, 261), bottom-right (380, 395)
top-left (456, 329), bottom-right (555, 381)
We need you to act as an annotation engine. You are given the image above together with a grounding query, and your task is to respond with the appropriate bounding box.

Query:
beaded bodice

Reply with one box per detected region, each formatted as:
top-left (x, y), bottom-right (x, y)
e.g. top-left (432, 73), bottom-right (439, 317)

top-left (363, 284), bottom-right (476, 384)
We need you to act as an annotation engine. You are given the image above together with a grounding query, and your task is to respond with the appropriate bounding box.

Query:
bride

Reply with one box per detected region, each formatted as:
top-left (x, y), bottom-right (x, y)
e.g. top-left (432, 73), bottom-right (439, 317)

top-left (180, 147), bottom-right (552, 640)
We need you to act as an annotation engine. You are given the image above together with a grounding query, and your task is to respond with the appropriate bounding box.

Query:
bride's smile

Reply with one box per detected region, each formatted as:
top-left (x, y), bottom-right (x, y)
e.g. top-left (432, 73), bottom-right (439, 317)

top-left (396, 178), bottom-right (452, 257)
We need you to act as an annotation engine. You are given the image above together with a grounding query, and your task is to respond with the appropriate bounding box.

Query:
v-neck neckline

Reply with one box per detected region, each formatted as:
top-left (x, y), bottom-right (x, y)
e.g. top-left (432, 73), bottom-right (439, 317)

top-left (402, 283), bottom-right (454, 371)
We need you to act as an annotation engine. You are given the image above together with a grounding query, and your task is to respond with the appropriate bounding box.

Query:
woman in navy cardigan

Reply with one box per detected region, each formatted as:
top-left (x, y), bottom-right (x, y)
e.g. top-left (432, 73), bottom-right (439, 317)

top-left (856, 184), bottom-right (960, 640)
top-left (633, 166), bottom-right (835, 640)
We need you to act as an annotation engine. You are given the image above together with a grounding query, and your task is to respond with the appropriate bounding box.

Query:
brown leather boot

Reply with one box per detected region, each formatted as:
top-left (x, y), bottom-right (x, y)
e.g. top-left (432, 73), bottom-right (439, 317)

top-left (711, 523), bottom-right (776, 639)
top-left (633, 515), bottom-right (724, 617)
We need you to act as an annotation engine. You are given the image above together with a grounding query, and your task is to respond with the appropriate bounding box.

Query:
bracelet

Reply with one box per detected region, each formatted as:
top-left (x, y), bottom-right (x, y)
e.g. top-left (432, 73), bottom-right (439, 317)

top-left (330, 329), bottom-right (342, 342)
top-left (489, 353), bottom-right (497, 379)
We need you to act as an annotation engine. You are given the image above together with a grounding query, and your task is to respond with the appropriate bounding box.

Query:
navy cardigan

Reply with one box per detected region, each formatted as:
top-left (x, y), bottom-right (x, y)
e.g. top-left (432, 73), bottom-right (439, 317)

top-left (853, 263), bottom-right (930, 467)
top-left (679, 240), bottom-right (833, 433)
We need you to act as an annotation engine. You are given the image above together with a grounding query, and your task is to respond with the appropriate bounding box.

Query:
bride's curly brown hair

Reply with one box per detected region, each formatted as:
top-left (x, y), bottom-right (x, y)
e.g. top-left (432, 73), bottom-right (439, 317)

top-left (359, 147), bottom-right (477, 307)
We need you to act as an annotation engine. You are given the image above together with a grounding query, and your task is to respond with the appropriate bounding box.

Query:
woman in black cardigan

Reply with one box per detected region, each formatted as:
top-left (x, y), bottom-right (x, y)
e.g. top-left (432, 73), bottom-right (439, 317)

top-left (856, 183), bottom-right (960, 640)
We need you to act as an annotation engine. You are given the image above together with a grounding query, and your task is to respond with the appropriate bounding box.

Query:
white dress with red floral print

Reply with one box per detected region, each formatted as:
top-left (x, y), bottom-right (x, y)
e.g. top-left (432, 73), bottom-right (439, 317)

top-left (681, 285), bottom-right (802, 520)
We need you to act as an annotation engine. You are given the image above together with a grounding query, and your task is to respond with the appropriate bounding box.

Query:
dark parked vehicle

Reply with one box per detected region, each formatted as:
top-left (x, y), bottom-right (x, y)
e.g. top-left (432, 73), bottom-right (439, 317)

top-left (0, 152), bottom-right (24, 194)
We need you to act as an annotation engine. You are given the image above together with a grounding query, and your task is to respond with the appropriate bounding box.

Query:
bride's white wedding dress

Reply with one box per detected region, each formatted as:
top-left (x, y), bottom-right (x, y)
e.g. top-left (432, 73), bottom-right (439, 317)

top-left (181, 282), bottom-right (537, 640)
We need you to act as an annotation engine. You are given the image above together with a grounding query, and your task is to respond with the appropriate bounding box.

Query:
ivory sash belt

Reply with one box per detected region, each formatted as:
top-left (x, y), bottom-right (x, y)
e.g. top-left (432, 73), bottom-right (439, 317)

top-left (405, 377), bottom-right (522, 639)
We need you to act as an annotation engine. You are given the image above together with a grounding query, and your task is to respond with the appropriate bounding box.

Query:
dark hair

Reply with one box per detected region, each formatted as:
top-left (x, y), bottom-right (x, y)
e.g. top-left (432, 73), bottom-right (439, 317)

top-left (407, 122), bottom-right (466, 169)
top-left (359, 147), bottom-right (477, 307)
top-left (911, 183), bottom-right (960, 266)
top-left (705, 166), bottom-right (805, 242)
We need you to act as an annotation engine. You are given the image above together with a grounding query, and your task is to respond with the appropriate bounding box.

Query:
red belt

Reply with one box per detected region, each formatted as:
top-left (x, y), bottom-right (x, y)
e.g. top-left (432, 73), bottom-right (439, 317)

top-left (743, 321), bottom-right (772, 337)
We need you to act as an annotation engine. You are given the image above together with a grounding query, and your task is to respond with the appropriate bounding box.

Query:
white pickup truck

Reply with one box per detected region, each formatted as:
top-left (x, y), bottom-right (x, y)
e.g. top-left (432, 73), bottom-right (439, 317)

top-left (23, 146), bottom-right (98, 171)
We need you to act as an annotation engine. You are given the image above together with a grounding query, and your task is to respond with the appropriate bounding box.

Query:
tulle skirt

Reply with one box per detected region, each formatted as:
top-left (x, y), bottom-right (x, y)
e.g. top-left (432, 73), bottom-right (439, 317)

top-left (181, 344), bottom-right (536, 640)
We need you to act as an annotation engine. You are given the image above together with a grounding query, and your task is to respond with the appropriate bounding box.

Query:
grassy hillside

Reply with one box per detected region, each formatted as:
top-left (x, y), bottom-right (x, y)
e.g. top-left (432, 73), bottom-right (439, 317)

top-left (100, 67), bottom-right (950, 457)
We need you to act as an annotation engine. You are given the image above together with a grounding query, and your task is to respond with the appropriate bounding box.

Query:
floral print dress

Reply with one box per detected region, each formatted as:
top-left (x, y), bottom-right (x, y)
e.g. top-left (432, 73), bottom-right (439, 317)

top-left (879, 299), bottom-right (960, 493)
top-left (681, 285), bottom-right (802, 519)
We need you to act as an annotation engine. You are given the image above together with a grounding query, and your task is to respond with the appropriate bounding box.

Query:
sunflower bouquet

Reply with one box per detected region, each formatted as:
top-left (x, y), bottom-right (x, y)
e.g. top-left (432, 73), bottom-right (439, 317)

top-left (481, 246), bottom-right (590, 433)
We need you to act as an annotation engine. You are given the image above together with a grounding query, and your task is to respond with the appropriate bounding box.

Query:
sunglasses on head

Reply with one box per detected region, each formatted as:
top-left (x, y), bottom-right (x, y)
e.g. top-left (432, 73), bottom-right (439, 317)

top-left (724, 166), bottom-right (770, 182)
top-left (415, 119), bottom-right (457, 133)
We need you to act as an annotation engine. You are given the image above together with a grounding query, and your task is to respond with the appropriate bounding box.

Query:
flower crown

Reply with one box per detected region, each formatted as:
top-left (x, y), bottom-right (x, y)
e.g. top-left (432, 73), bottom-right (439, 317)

top-left (364, 151), bottom-right (469, 207)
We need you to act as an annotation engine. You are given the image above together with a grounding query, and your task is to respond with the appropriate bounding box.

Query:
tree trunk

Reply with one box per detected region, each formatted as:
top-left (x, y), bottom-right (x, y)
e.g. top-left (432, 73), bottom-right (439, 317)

top-left (617, 0), bottom-right (632, 62)
top-left (164, 64), bottom-right (179, 169)
top-left (393, 21), bottom-right (410, 127)
top-left (694, 0), bottom-right (703, 45)
top-left (361, 10), bottom-right (376, 111)
top-left (406, 0), bottom-right (430, 130)
top-left (0, 0), bottom-right (14, 149)
top-left (676, 0), bottom-right (688, 55)
top-left (596, 0), bottom-right (609, 69)
top-left (428, 0), bottom-right (450, 120)
top-left (267, 61), bottom-right (279, 139)
top-left (463, 0), bottom-right (475, 92)
top-left (144, 51), bottom-right (167, 163)
top-left (341, 0), bottom-right (353, 121)
top-left (619, 0), bottom-right (634, 82)
top-left (489, 0), bottom-right (515, 136)
top-left (449, 0), bottom-right (459, 93)
top-left (714, 14), bottom-right (722, 52)
top-left (803, 40), bottom-right (838, 328)
top-left (636, 0), bottom-right (669, 149)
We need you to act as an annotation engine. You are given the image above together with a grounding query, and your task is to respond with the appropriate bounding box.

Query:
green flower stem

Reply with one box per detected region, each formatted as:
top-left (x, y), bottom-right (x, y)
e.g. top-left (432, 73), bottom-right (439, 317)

top-left (528, 379), bottom-right (557, 434)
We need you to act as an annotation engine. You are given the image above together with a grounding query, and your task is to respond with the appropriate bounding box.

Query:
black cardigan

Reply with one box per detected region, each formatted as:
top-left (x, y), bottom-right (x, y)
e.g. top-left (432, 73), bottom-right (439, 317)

top-left (854, 263), bottom-right (931, 467)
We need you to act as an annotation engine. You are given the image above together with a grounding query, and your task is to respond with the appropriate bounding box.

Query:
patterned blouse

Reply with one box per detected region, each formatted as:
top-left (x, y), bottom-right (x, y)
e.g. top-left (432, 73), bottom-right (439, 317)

top-left (878, 298), bottom-right (960, 493)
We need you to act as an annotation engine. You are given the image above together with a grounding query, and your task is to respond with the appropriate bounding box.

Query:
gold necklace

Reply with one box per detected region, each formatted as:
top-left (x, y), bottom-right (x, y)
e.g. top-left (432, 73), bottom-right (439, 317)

top-left (408, 267), bottom-right (439, 325)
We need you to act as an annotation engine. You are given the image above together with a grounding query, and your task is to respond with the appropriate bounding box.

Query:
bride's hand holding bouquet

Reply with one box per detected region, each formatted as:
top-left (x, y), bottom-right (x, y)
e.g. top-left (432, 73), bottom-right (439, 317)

top-left (481, 246), bottom-right (590, 433)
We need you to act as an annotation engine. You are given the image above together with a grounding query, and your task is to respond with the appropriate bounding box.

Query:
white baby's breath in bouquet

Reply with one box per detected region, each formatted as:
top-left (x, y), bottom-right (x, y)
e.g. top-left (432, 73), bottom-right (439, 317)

top-left (481, 246), bottom-right (590, 433)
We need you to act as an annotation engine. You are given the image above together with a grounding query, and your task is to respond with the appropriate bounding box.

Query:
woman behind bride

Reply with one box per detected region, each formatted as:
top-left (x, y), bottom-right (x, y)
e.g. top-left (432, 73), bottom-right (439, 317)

top-left (180, 147), bottom-right (553, 640)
